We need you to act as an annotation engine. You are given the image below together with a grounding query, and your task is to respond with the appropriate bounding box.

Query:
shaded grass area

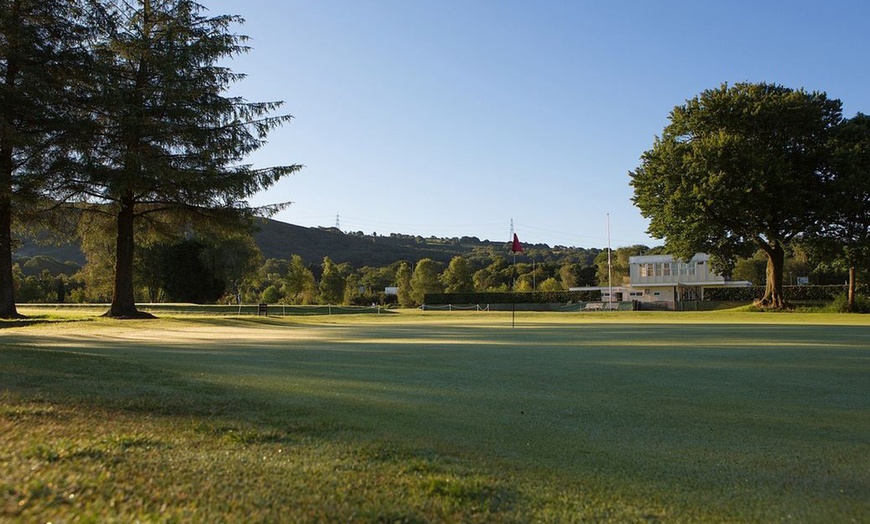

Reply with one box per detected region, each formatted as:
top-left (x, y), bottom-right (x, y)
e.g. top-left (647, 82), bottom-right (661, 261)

top-left (2, 313), bottom-right (869, 522)
top-left (1, 345), bottom-right (522, 522)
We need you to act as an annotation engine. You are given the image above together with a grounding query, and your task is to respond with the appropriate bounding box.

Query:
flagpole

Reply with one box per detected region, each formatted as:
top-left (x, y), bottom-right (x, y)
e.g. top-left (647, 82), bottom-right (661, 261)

top-left (509, 219), bottom-right (526, 328)
top-left (607, 213), bottom-right (613, 311)
top-left (510, 219), bottom-right (515, 328)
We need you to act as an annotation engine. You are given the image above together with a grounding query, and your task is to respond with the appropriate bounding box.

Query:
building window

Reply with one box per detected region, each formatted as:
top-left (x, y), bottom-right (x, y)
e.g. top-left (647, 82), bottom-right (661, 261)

top-left (662, 263), bottom-right (671, 276)
top-left (639, 263), bottom-right (652, 277)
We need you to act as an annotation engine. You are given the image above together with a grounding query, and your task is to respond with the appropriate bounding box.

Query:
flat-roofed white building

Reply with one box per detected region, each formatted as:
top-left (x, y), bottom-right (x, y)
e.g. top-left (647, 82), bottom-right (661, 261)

top-left (628, 253), bottom-right (751, 302)
top-left (570, 253), bottom-right (752, 306)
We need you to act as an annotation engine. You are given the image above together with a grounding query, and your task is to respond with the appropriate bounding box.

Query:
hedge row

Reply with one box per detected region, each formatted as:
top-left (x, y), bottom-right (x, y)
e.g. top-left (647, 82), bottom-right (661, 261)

top-left (425, 286), bottom-right (864, 306)
top-left (703, 284), bottom-right (868, 302)
top-left (424, 290), bottom-right (602, 305)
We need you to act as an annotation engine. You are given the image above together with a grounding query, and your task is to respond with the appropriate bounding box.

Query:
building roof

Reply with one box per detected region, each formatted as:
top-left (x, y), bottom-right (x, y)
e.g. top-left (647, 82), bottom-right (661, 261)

top-left (633, 281), bottom-right (753, 288)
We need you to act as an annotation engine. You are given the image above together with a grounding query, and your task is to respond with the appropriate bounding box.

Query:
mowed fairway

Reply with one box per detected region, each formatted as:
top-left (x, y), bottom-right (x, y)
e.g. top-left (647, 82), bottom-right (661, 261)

top-left (2, 311), bottom-right (869, 522)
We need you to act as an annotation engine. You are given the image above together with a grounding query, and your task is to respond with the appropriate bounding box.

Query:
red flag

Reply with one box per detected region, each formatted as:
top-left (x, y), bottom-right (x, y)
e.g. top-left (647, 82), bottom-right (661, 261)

top-left (511, 233), bottom-right (523, 253)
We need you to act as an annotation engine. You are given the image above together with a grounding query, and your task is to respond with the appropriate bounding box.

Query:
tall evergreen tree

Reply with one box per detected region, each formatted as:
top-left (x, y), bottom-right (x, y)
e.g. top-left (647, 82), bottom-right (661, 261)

top-left (0, 0), bottom-right (93, 318)
top-left (68, 0), bottom-right (300, 317)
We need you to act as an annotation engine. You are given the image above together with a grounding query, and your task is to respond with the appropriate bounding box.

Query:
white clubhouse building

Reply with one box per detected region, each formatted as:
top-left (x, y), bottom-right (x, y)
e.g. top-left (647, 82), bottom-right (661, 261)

top-left (572, 253), bottom-right (752, 305)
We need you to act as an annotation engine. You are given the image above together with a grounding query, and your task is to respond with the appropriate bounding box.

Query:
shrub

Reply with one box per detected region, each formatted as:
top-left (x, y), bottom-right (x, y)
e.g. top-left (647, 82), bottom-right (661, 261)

top-left (830, 293), bottom-right (870, 313)
top-left (704, 285), bottom-right (869, 303)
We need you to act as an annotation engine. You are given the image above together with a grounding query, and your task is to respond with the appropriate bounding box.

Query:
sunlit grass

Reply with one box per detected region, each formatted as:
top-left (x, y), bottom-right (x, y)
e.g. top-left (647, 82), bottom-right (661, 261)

top-left (2, 310), bottom-right (869, 522)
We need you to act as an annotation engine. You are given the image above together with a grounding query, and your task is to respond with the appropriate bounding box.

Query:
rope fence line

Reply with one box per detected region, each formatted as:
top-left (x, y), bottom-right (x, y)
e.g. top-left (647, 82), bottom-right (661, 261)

top-left (418, 304), bottom-right (490, 311)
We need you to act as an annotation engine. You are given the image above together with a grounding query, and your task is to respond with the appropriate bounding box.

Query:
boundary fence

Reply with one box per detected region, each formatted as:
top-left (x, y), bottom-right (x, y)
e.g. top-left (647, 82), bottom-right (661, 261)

top-left (17, 303), bottom-right (389, 316)
top-left (419, 304), bottom-right (490, 311)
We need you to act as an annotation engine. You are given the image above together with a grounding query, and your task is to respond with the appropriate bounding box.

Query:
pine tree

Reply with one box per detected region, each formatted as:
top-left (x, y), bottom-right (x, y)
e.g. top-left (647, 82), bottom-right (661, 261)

top-left (68, 0), bottom-right (301, 317)
top-left (0, 0), bottom-right (93, 318)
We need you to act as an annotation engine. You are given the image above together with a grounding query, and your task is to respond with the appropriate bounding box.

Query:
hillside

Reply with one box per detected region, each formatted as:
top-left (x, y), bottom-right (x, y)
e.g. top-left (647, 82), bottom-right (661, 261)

top-left (251, 219), bottom-right (519, 267)
top-left (14, 218), bottom-right (601, 270)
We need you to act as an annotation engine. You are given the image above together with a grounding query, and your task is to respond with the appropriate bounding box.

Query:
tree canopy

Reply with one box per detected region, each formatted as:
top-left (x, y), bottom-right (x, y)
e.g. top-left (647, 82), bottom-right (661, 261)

top-left (441, 255), bottom-right (474, 293)
top-left (0, 0), bottom-right (94, 318)
top-left (65, 0), bottom-right (301, 317)
top-left (822, 113), bottom-right (870, 310)
top-left (410, 258), bottom-right (443, 305)
top-left (630, 82), bottom-right (842, 308)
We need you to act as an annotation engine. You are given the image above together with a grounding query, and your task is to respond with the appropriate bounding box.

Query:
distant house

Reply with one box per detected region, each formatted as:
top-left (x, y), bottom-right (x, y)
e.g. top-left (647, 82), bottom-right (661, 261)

top-left (571, 253), bottom-right (752, 305)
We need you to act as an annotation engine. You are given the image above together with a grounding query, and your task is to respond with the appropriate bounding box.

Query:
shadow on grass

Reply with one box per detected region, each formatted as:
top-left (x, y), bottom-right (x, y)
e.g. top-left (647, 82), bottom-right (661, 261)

top-left (0, 317), bottom-right (94, 330)
top-left (0, 342), bottom-right (526, 522)
top-left (0, 345), bottom-right (346, 441)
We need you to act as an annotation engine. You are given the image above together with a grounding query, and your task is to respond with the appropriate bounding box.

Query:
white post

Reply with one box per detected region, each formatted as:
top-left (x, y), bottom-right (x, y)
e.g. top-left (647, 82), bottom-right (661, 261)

top-left (607, 213), bottom-right (613, 311)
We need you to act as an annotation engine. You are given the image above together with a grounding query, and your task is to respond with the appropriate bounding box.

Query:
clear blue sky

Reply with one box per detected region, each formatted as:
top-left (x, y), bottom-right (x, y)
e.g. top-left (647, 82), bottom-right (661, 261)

top-left (205, 0), bottom-right (869, 249)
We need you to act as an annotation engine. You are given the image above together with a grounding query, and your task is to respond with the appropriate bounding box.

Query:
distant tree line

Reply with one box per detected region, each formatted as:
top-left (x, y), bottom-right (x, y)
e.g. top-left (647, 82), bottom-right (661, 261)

top-left (12, 234), bottom-right (863, 308)
top-left (12, 238), bottom-right (603, 306)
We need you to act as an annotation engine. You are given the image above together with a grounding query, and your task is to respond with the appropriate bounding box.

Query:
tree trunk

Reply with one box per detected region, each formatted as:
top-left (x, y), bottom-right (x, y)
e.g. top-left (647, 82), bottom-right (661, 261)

top-left (848, 264), bottom-right (856, 313)
top-left (0, 191), bottom-right (22, 319)
top-left (757, 241), bottom-right (787, 309)
top-left (0, 5), bottom-right (24, 319)
top-left (104, 193), bottom-right (154, 319)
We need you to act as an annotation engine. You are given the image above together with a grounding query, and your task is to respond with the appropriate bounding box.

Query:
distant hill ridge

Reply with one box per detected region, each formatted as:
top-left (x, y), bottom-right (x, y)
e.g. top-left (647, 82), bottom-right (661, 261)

top-left (15, 218), bottom-right (575, 269)
top-left (251, 219), bottom-right (535, 267)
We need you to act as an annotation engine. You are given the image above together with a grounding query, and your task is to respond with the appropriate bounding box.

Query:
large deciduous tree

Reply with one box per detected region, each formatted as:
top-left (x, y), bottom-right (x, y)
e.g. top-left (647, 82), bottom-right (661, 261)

top-left (824, 113), bottom-right (870, 311)
top-left (283, 254), bottom-right (316, 304)
top-left (395, 261), bottom-right (413, 307)
top-left (594, 245), bottom-right (648, 287)
top-left (318, 256), bottom-right (345, 305)
top-left (0, 0), bottom-right (92, 318)
top-left (70, 0), bottom-right (300, 318)
top-left (630, 82), bottom-right (841, 308)
top-left (410, 258), bottom-right (443, 305)
top-left (441, 255), bottom-right (474, 293)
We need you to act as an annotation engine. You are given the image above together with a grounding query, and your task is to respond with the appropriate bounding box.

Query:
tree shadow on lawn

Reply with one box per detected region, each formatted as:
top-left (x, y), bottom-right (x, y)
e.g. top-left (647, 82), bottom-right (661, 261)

top-left (0, 345), bottom-right (344, 441)
top-left (0, 343), bottom-right (528, 522)
top-left (0, 316), bottom-right (93, 330)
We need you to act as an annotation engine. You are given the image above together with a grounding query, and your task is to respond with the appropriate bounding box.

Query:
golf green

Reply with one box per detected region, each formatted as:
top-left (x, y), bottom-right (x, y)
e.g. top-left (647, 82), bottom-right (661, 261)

top-left (2, 311), bottom-right (868, 522)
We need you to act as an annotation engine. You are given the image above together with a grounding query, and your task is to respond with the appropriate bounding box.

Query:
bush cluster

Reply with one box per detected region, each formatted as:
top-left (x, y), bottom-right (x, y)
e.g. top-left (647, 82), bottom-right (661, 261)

top-left (831, 293), bottom-right (870, 313)
top-left (703, 285), bottom-right (869, 302)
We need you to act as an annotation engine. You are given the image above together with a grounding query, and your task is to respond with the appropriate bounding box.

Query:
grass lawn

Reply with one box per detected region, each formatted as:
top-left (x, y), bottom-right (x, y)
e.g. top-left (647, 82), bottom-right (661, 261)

top-left (2, 310), bottom-right (869, 522)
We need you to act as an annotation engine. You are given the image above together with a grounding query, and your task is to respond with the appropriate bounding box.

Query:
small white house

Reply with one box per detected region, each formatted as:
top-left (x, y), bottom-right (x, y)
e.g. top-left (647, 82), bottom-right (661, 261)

top-left (571, 253), bottom-right (752, 304)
